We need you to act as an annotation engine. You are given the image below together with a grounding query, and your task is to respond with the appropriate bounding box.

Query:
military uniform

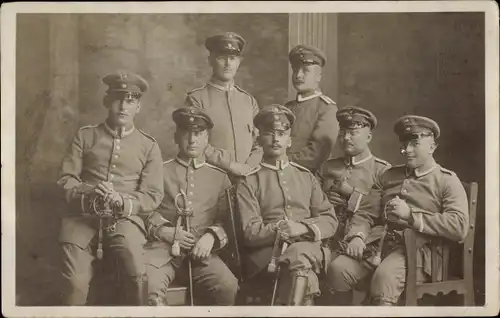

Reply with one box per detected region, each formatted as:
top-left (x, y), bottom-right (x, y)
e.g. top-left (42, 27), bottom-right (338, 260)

top-left (328, 115), bottom-right (469, 305)
top-left (285, 45), bottom-right (339, 174)
top-left (143, 108), bottom-right (238, 305)
top-left (237, 105), bottom-right (338, 305)
top-left (184, 32), bottom-right (262, 172)
top-left (56, 71), bottom-right (164, 305)
top-left (318, 107), bottom-right (391, 248)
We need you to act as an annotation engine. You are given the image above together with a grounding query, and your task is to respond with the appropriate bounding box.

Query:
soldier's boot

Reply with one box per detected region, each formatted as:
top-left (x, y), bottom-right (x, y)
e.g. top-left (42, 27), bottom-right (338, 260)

top-left (372, 298), bottom-right (395, 306)
top-left (287, 274), bottom-right (308, 306)
top-left (148, 293), bottom-right (167, 306)
top-left (331, 290), bottom-right (353, 305)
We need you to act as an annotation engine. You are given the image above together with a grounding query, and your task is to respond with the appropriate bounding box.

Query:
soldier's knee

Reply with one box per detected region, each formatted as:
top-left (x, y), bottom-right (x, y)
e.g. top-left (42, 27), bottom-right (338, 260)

top-left (326, 256), bottom-right (362, 291)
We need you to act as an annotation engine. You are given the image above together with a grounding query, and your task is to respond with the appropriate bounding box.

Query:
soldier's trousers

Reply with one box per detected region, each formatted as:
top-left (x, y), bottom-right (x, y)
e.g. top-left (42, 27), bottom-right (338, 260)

top-left (60, 220), bottom-right (146, 305)
top-left (146, 253), bottom-right (238, 305)
top-left (326, 245), bottom-right (427, 304)
top-left (276, 241), bottom-right (328, 304)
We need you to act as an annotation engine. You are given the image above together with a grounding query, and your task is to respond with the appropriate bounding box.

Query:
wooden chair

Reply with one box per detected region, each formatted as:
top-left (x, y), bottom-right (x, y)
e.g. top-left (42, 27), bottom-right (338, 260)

top-left (403, 181), bottom-right (478, 306)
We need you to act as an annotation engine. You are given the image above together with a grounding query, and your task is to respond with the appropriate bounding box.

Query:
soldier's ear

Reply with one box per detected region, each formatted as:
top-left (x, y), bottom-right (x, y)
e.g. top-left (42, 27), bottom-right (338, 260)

top-left (367, 131), bottom-right (373, 143)
top-left (103, 95), bottom-right (111, 109)
top-left (315, 65), bottom-right (323, 82)
top-left (136, 101), bottom-right (141, 114)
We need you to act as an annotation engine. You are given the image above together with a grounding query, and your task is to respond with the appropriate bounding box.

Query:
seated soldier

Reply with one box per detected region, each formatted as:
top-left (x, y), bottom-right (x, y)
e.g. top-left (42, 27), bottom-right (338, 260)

top-left (237, 104), bottom-right (338, 306)
top-left (143, 107), bottom-right (238, 306)
top-left (327, 115), bottom-right (469, 306)
top-left (56, 71), bottom-right (164, 305)
top-left (317, 106), bottom-right (391, 305)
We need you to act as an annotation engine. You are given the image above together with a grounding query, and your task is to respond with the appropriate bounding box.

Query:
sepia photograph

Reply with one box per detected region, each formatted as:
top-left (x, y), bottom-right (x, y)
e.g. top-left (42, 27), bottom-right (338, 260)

top-left (2, 1), bottom-right (499, 317)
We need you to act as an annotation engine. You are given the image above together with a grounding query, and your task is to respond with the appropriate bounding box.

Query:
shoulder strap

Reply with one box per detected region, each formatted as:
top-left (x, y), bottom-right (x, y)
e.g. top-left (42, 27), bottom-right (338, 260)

top-left (290, 161), bottom-right (311, 172)
top-left (137, 128), bottom-right (158, 143)
top-left (319, 94), bottom-right (336, 105)
top-left (206, 163), bottom-right (227, 174)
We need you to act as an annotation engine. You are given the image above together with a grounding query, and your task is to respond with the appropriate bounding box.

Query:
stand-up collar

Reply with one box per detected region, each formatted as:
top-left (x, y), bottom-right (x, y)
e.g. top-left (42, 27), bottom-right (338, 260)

top-left (261, 159), bottom-right (290, 171)
top-left (297, 90), bottom-right (322, 102)
top-left (104, 121), bottom-right (135, 139)
top-left (344, 150), bottom-right (373, 166)
top-left (175, 156), bottom-right (207, 169)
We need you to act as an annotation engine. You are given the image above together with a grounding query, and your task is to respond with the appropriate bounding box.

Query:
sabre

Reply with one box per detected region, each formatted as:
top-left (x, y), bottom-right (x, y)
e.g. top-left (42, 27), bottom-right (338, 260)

top-left (269, 218), bottom-right (289, 306)
top-left (174, 190), bottom-right (195, 306)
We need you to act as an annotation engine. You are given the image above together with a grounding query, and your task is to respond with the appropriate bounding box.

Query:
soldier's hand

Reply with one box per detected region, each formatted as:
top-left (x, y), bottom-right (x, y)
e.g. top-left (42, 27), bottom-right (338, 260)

top-left (191, 233), bottom-right (215, 261)
top-left (228, 162), bottom-right (253, 176)
top-left (282, 220), bottom-right (309, 238)
top-left (161, 228), bottom-right (196, 249)
top-left (177, 230), bottom-right (196, 250)
top-left (326, 190), bottom-right (347, 207)
top-left (346, 237), bottom-right (365, 260)
top-left (386, 196), bottom-right (411, 221)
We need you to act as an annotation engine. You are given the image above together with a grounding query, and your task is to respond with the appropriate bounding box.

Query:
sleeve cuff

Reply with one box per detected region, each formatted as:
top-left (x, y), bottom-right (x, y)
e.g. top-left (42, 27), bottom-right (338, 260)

top-left (121, 196), bottom-right (136, 217)
top-left (410, 212), bottom-right (424, 233)
top-left (300, 221), bottom-right (322, 241)
top-left (146, 215), bottom-right (173, 240)
top-left (346, 231), bottom-right (366, 242)
top-left (346, 189), bottom-right (364, 213)
top-left (206, 226), bottom-right (228, 250)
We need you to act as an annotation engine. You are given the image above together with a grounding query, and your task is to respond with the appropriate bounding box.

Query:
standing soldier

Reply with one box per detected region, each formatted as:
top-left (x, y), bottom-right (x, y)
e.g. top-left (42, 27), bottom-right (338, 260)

top-left (327, 115), bottom-right (469, 305)
top-left (184, 32), bottom-right (262, 177)
top-left (317, 106), bottom-right (391, 305)
top-left (285, 44), bottom-right (339, 174)
top-left (237, 104), bottom-right (338, 305)
top-left (56, 71), bottom-right (164, 305)
top-left (144, 107), bottom-right (238, 306)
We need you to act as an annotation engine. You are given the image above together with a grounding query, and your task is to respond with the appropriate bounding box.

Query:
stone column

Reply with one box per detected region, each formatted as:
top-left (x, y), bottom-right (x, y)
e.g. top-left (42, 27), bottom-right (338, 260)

top-left (288, 13), bottom-right (338, 102)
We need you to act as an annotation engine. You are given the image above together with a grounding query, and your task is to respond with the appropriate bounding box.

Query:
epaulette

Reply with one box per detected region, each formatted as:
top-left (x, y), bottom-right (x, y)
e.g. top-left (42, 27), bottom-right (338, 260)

top-left (137, 128), bottom-right (158, 143)
top-left (290, 161), bottom-right (311, 172)
top-left (187, 84), bottom-right (207, 95)
top-left (320, 95), bottom-right (336, 105)
top-left (79, 124), bottom-right (98, 130)
top-left (374, 157), bottom-right (391, 166)
top-left (440, 166), bottom-right (456, 176)
top-left (244, 165), bottom-right (261, 177)
top-left (206, 163), bottom-right (227, 174)
top-left (234, 85), bottom-right (254, 98)
top-left (163, 158), bottom-right (175, 165)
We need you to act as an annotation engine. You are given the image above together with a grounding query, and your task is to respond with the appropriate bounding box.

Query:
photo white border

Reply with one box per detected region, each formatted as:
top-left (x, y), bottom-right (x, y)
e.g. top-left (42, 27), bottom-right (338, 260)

top-left (2, 1), bottom-right (499, 317)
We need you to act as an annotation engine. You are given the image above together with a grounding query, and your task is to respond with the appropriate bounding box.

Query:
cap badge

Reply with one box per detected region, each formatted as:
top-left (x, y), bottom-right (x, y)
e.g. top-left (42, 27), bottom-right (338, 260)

top-left (121, 83), bottom-right (127, 89)
top-left (347, 115), bottom-right (352, 120)
top-left (405, 127), bottom-right (411, 132)
top-left (189, 109), bottom-right (195, 114)
top-left (189, 116), bottom-right (195, 122)
top-left (273, 115), bottom-right (280, 121)
top-left (272, 107), bottom-right (279, 112)
top-left (122, 73), bottom-right (128, 79)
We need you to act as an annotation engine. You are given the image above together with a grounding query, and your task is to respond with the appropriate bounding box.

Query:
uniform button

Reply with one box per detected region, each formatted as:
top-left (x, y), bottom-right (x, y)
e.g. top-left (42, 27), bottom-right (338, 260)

top-left (112, 164), bottom-right (116, 168)
top-left (283, 181), bottom-right (287, 184)
top-left (189, 192), bottom-right (193, 196)
top-left (188, 201), bottom-right (192, 205)
top-left (284, 187), bottom-right (288, 191)
top-left (190, 184), bottom-right (194, 187)
top-left (114, 155), bottom-right (119, 159)
top-left (116, 146), bottom-right (121, 150)
top-left (287, 196), bottom-right (292, 200)
top-left (286, 205), bottom-right (291, 209)
top-left (116, 139), bottom-right (120, 143)
top-left (110, 174), bottom-right (114, 179)
top-left (402, 188), bottom-right (408, 194)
